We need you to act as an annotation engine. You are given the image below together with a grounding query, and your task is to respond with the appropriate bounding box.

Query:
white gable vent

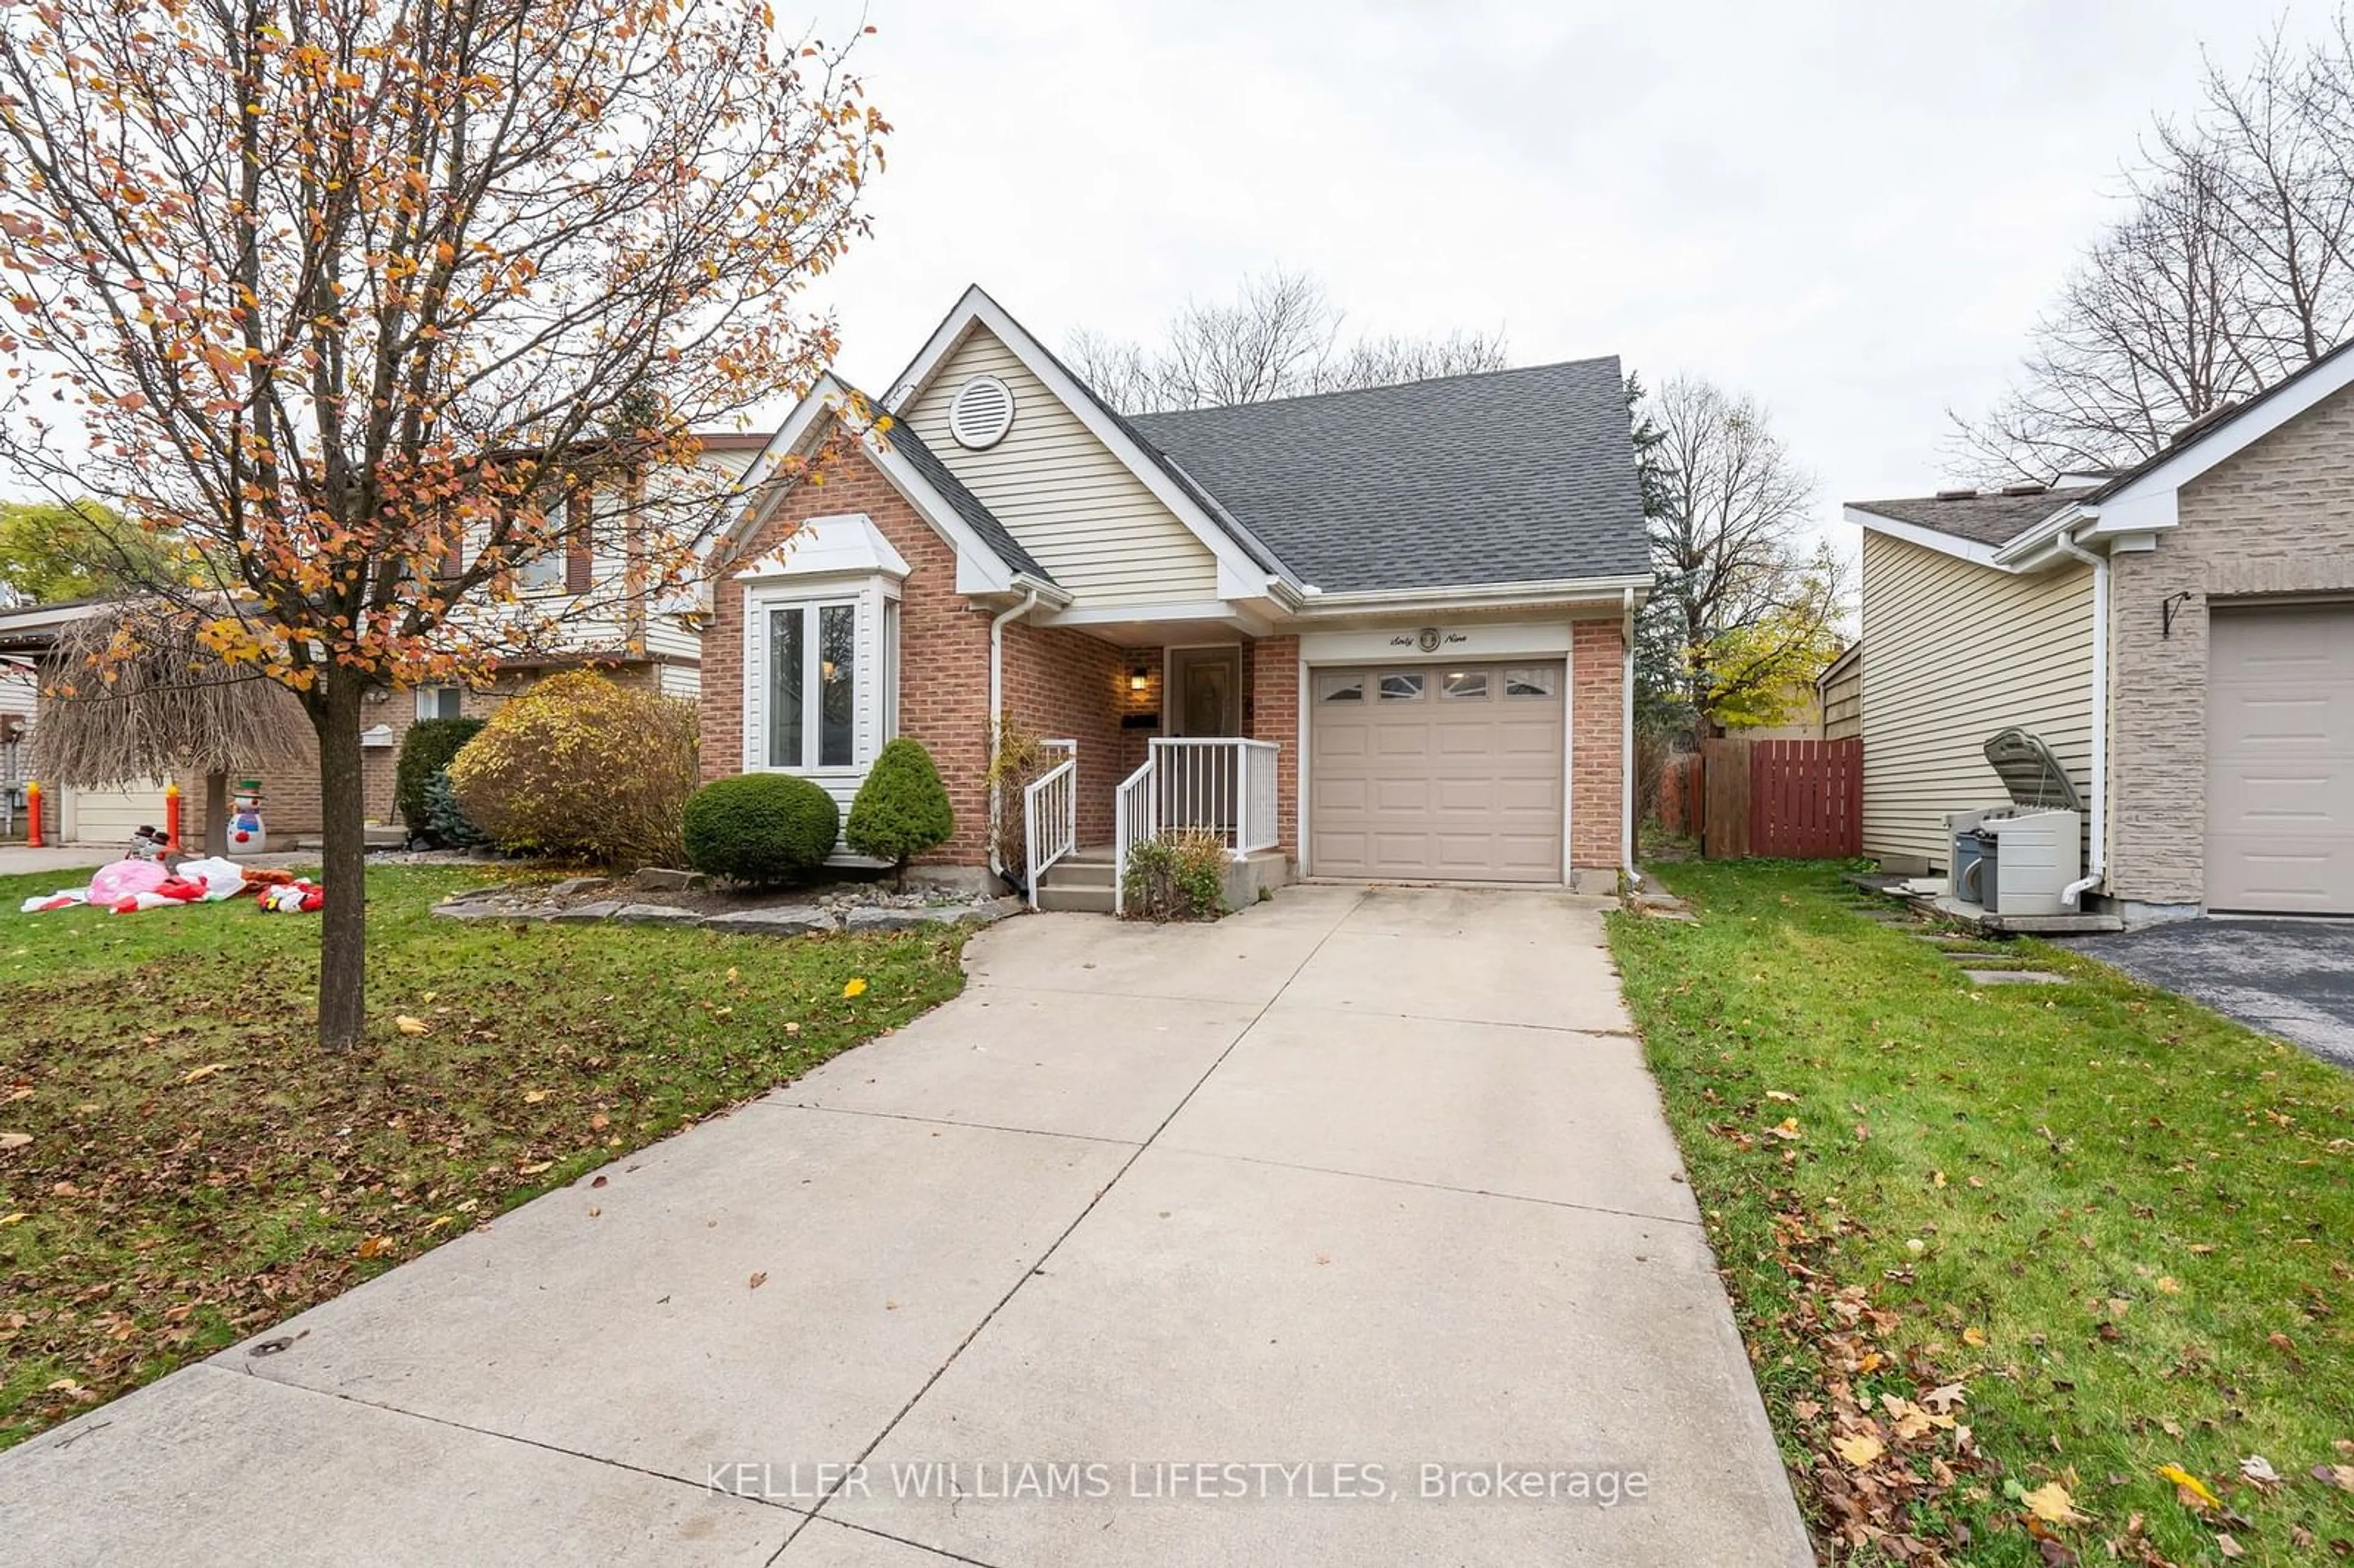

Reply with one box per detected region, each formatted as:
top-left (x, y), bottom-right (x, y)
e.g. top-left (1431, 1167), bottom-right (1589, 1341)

top-left (948, 374), bottom-right (1015, 449)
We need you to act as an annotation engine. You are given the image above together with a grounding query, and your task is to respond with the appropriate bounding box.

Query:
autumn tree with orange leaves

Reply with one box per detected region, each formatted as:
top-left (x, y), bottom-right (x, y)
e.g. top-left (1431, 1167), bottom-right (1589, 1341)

top-left (0, 0), bottom-right (886, 1048)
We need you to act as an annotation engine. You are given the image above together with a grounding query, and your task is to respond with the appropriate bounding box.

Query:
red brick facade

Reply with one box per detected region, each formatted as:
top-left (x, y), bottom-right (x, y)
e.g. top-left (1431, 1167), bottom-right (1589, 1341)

top-left (1250, 634), bottom-right (1300, 858)
top-left (701, 440), bottom-right (997, 866)
top-left (1569, 617), bottom-right (1627, 870)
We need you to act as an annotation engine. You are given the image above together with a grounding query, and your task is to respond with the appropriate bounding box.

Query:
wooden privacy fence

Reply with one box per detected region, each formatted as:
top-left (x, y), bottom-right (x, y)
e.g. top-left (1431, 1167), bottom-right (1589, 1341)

top-left (1697, 736), bottom-right (1861, 860)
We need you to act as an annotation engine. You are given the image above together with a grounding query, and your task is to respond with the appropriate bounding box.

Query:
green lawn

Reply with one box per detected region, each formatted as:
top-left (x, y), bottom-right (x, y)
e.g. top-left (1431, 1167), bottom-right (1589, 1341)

top-left (0, 864), bottom-right (967, 1448)
top-left (1609, 861), bottom-right (2354, 1567)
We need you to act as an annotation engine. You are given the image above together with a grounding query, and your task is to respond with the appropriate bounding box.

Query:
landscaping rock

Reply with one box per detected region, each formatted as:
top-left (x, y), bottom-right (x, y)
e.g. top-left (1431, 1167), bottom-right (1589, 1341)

top-left (699, 905), bottom-right (837, 936)
top-left (549, 900), bottom-right (627, 923)
top-left (544, 877), bottom-right (608, 900)
top-left (1962, 969), bottom-right (2069, 986)
top-left (612, 903), bottom-right (703, 926)
top-left (430, 901), bottom-right (506, 921)
top-left (632, 867), bottom-right (707, 892)
top-left (843, 905), bottom-right (965, 932)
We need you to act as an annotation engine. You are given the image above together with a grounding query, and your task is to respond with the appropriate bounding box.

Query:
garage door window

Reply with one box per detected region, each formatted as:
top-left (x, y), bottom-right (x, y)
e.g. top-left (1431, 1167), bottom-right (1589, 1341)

top-left (1503, 666), bottom-right (1557, 698)
top-left (1377, 671), bottom-right (1425, 701)
top-left (1440, 669), bottom-right (1490, 701)
top-left (1315, 672), bottom-right (1364, 703)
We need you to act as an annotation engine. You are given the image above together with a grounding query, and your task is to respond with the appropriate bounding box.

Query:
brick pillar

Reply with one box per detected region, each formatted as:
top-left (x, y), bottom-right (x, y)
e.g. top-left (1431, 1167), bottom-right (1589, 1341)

top-left (1250, 634), bottom-right (1300, 860)
top-left (1570, 619), bottom-right (1626, 870)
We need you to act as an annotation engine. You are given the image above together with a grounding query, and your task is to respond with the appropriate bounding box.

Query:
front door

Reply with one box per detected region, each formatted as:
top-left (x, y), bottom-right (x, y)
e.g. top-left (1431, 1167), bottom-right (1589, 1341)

top-left (1164, 646), bottom-right (1243, 831)
top-left (1168, 646), bottom-right (1241, 738)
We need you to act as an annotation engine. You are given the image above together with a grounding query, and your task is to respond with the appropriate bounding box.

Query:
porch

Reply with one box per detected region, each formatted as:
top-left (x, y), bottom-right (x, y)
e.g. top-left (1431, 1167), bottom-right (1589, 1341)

top-left (1019, 734), bottom-right (1287, 915)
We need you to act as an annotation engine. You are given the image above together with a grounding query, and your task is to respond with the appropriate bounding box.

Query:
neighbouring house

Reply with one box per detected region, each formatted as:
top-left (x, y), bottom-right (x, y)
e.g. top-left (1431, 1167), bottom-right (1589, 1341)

top-left (1847, 340), bottom-right (2354, 922)
top-left (0, 433), bottom-right (764, 848)
top-left (1816, 642), bottom-right (1861, 741)
top-left (701, 285), bottom-right (1649, 905)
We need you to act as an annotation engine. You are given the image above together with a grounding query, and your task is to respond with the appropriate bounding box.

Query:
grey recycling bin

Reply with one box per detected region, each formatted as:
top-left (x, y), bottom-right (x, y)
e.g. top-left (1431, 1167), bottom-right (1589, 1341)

top-left (1971, 828), bottom-right (2000, 910)
top-left (1951, 824), bottom-right (1988, 905)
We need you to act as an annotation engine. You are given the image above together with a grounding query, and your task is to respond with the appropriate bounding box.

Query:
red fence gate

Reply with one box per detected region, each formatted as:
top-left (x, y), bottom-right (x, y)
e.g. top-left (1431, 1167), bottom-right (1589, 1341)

top-left (1697, 737), bottom-right (1861, 860)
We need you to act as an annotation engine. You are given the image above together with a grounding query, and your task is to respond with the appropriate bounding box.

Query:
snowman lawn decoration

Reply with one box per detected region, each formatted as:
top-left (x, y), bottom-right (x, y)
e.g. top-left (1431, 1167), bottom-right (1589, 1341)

top-left (227, 780), bottom-right (267, 856)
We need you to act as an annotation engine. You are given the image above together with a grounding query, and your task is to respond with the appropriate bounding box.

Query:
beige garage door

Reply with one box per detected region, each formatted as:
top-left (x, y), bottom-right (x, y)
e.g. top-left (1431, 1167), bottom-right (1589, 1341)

top-left (1309, 661), bottom-right (1564, 883)
top-left (61, 780), bottom-right (172, 845)
top-left (2207, 604), bottom-right (2354, 913)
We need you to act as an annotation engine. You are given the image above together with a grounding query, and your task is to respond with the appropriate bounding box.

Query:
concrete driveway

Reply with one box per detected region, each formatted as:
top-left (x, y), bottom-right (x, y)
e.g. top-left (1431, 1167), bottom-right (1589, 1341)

top-left (2065, 918), bottom-right (2354, 1068)
top-left (0, 885), bottom-right (1809, 1567)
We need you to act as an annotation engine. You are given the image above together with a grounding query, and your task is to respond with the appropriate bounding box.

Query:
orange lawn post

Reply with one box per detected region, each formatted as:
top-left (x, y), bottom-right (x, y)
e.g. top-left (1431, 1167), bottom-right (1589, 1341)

top-left (24, 780), bottom-right (42, 847)
top-left (164, 781), bottom-right (183, 851)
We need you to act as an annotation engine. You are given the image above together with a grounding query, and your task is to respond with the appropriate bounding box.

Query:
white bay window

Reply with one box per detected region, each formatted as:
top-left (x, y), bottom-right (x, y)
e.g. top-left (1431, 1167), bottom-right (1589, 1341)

top-left (737, 513), bottom-right (908, 785)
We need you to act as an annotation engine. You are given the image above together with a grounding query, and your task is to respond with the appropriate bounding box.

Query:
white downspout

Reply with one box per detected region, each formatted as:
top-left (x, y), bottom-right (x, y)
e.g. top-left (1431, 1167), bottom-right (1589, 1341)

top-left (2054, 534), bottom-right (2108, 908)
top-left (1620, 586), bottom-right (1637, 889)
top-left (986, 589), bottom-right (1040, 882)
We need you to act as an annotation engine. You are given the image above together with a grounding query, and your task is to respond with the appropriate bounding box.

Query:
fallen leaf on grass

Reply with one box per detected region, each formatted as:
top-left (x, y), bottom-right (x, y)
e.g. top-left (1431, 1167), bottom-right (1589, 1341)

top-left (748, 1271), bottom-right (768, 1290)
top-left (394, 1016), bottom-right (429, 1036)
top-left (523, 1089), bottom-right (547, 1105)
top-left (0, 1212), bottom-right (25, 1226)
top-left (2155, 1463), bottom-right (2219, 1510)
top-left (2157, 1276), bottom-right (2182, 1295)
top-left (1765, 1090), bottom-right (1799, 1103)
top-left (1833, 1433), bottom-right (1884, 1467)
top-left (2023, 1481), bottom-right (2082, 1524)
top-left (2239, 1455), bottom-right (2279, 1487)
top-left (1963, 1325), bottom-right (1987, 1347)
top-left (180, 1063), bottom-right (227, 1083)
top-left (2311, 1464), bottom-right (2354, 1491)
top-left (842, 978), bottom-right (867, 999)
top-left (1762, 1117), bottom-right (1802, 1141)
top-left (356, 1236), bottom-right (391, 1259)
top-left (2216, 1533), bottom-right (2244, 1559)
top-left (0, 1132), bottom-right (29, 1151)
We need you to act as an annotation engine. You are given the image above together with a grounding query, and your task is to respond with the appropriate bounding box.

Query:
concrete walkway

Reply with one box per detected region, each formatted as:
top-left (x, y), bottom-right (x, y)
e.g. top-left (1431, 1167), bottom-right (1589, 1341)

top-left (0, 885), bottom-right (1810, 1567)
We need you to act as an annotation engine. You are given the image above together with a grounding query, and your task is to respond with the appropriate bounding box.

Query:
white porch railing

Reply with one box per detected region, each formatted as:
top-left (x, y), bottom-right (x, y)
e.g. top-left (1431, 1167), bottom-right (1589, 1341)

top-left (1114, 737), bottom-right (1279, 915)
top-left (1021, 740), bottom-right (1077, 910)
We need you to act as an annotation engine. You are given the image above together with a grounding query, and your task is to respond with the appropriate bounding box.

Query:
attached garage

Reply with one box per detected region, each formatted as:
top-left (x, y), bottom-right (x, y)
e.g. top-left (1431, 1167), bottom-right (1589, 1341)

top-left (2206, 604), bottom-right (2354, 915)
top-left (59, 780), bottom-right (172, 846)
top-left (1307, 659), bottom-right (1564, 883)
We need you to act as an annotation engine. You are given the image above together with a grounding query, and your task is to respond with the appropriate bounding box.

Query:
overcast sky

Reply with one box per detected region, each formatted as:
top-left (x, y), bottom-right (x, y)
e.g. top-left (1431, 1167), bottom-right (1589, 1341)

top-left (796, 0), bottom-right (2341, 555)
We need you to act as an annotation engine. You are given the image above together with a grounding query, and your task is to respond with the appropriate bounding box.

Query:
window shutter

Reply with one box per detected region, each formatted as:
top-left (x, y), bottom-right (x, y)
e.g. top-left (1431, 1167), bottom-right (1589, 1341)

top-left (565, 489), bottom-right (593, 593)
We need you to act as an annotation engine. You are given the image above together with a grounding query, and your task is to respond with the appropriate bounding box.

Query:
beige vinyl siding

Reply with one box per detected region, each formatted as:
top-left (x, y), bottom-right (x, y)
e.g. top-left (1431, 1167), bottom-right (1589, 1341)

top-left (902, 327), bottom-right (1219, 606)
top-left (1859, 531), bottom-right (2094, 869)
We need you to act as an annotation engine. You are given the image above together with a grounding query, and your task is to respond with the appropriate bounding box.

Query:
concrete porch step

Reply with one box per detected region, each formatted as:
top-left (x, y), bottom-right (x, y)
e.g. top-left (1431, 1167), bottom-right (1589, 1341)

top-left (1035, 882), bottom-right (1117, 915)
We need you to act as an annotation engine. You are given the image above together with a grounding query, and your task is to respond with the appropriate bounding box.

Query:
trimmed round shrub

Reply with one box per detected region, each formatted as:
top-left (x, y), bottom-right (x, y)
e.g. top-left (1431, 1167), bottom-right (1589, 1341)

top-left (444, 670), bottom-right (697, 869)
top-left (395, 715), bottom-right (487, 835)
top-left (684, 773), bottom-right (840, 886)
top-left (845, 737), bottom-right (955, 886)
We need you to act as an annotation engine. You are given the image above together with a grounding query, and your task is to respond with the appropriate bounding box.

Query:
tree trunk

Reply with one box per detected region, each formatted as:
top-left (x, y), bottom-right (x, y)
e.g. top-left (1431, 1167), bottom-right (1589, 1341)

top-left (311, 671), bottom-right (369, 1051)
top-left (203, 771), bottom-right (229, 858)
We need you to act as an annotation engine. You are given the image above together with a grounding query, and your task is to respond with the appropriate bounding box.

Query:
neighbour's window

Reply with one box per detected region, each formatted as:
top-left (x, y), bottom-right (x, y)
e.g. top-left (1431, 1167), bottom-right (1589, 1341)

top-left (764, 598), bottom-right (864, 770)
top-left (1439, 669), bottom-right (1489, 701)
top-left (1314, 672), bottom-right (1364, 703)
top-left (516, 495), bottom-right (570, 591)
top-left (1503, 666), bottom-right (1558, 699)
top-left (416, 685), bottom-right (463, 721)
top-left (1377, 671), bottom-right (1424, 701)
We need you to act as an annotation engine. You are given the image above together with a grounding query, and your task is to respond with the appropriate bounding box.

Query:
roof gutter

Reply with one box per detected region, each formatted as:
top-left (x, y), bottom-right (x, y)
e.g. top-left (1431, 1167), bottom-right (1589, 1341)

top-left (1292, 573), bottom-right (1653, 617)
top-left (1620, 586), bottom-right (1636, 885)
top-left (985, 588), bottom-right (1042, 885)
top-left (2051, 530), bottom-right (2108, 910)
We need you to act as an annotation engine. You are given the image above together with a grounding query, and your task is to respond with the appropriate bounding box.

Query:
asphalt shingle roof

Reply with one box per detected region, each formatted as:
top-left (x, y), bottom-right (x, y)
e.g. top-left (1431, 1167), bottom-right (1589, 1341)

top-left (875, 413), bottom-right (1053, 582)
top-left (1129, 358), bottom-right (1650, 594)
top-left (1848, 490), bottom-right (2072, 548)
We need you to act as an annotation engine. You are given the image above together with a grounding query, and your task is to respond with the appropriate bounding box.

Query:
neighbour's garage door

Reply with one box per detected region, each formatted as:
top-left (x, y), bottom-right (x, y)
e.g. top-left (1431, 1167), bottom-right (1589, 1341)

top-left (1308, 661), bottom-right (1564, 883)
top-left (61, 780), bottom-right (171, 847)
top-left (2207, 604), bottom-right (2354, 914)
